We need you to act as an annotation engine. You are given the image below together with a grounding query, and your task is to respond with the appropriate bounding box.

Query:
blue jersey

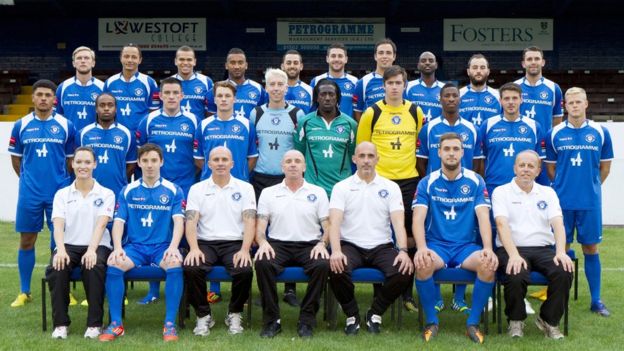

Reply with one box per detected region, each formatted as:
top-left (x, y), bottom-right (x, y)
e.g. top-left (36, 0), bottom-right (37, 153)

top-left (136, 110), bottom-right (198, 195)
top-left (479, 115), bottom-right (543, 188)
top-left (459, 85), bottom-right (501, 127)
top-left (285, 81), bottom-right (313, 113)
top-left (174, 72), bottom-right (213, 124)
top-left (8, 112), bottom-right (75, 200)
top-left (114, 178), bottom-right (184, 245)
top-left (412, 168), bottom-right (490, 245)
top-left (77, 122), bottom-right (136, 196)
top-left (406, 79), bottom-right (445, 123)
top-left (207, 79), bottom-right (266, 119)
top-left (104, 72), bottom-right (161, 133)
top-left (417, 116), bottom-right (482, 174)
top-left (310, 73), bottom-right (358, 116)
top-left (514, 77), bottom-right (563, 131)
top-left (250, 103), bottom-right (305, 175)
top-left (545, 120), bottom-right (613, 210)
top-left (194, 115), bottom-right (258, 181)
top-left (55, 77), bottom-right (105, 132)
top-left (354, 72), bottom-right (385, 112)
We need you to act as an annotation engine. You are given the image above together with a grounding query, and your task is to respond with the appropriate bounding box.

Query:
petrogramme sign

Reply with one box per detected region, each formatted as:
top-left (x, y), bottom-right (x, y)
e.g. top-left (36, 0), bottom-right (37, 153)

top-left (277, 18), bottom-right (385, 51)
top-left (443, 18), bottom-right (553, 51)
top-left (98, 18), bottom-right (206, 51)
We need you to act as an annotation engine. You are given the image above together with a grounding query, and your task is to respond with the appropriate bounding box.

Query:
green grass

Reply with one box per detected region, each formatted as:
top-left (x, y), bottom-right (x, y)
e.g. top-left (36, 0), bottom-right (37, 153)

top-left (0, 222), bottom-right (623, 350)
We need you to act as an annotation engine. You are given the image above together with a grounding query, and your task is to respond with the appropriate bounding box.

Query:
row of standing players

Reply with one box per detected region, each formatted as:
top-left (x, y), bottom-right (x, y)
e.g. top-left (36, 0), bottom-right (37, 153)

top-left (8, 41), bottom-right (613, 342)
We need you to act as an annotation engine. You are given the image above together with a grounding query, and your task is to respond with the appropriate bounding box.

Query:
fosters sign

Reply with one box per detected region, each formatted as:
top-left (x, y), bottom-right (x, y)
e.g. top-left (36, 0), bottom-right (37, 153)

top-left (277, 18), bottom-right (385, 51)
top-left (444, 18), bottom-right (553, 51)
top-left (98, 18), bottom-right (206, 51)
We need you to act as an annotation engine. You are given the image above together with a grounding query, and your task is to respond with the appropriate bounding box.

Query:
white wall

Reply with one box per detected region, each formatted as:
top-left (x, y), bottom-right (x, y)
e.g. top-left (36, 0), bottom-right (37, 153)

top-left (0, 121), bottom-right (623, 224)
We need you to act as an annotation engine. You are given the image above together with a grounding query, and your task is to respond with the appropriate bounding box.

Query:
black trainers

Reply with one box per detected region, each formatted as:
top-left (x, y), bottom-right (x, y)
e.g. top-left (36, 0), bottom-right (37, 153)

top-left (297, 322), bottom-right (313, 338)
top-left (344, 315), bottom-right (360, 335)
top-left (260, 321), bottom-right (281, 338)
top-left (365, 309), bottom-right (382, 334)
top-left (283, 290), bottom-right (300, 307)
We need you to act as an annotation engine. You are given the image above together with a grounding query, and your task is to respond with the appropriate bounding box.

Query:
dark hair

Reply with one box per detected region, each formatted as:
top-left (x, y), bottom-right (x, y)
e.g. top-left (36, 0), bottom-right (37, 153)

top-left (467, 53), bottom-right (489, 68)
top-left (383, 65), bottom-right (407, 84)
top-left (522, 46), bottom-right (543, 60)
top-left (312, 78), bottom-right (341, 110)
top-left (32, 79), bottom-right (57, 93)
top-left (439, 132), bottom-right (463, 148)
top-left (282, 49), bottom-right (302, 63)
top-left (138, 143), bottom-right (163, 161)
top-left (120, 43), bottom-right (142, 58)
top-left (160, 77), bottom-right (182, 90)
top-left (176, 45), bottom-right (195, 56)
top-left (326, 42), bottom-right (347, 56)
top-left (440, 82), bottom-right (459, 97)
top-left (374, 38), bottom-right (396, 55)
top-left (499, 82), bottom-right (522, 97)
top-left (74, 146), bottom-right (96, 161)
top-left (214, 80), bottom-right (237, 95)
top-left (227, 47), bottom-right (246, 59)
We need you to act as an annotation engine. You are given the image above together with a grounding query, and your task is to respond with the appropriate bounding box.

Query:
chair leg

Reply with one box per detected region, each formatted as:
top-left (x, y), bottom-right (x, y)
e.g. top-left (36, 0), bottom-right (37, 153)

top-left (178, 281), bottom-right (186, 329)
top-left (326, 283), bottom-right (337, 330)
top-left (397, 296), bottom-right (403, 329)
top-left (497, 282), bottom-right (502, 334)
top-left (574, 259), bottom-right (579, 301)
top-left (41, 278), bottom-right (47, 332)
top-left (246, 285), bottom-right (252, 328)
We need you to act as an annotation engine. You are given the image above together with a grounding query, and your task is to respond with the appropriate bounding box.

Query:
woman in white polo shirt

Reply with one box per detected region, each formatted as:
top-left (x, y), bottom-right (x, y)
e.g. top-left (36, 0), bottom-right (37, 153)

top-left (46, 146), bottom-right (115, 340)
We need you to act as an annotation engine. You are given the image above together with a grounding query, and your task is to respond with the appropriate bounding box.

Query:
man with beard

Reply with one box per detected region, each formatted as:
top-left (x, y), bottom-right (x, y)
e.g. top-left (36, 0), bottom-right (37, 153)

top-left (459, 54), bottom-right (502, 127)
top-left (310, 43), bottom-right (358, 117)
top-left (413, 133), bottom-right (497, 344)
top-left (406, 51), bottom-right (446, 123)
top-left (281, 50), bottom-right (313, 114)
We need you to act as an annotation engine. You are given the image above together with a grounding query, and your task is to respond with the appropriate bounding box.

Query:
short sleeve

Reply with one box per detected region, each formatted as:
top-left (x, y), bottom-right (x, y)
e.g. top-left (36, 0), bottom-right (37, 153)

top-left (242, 183), bottom-right (256, 211)
top-left (491, 186), bottom-right (509, 219)
top-left (149, 79), bottom-right (161, 110)
top-left (256, 188), bottom-right (270, 217)
top-left (353, 79), bottom-right (364, 112)
top-left (553, 84), bottom-right (563, 117)
top-left (545, 129), bottom-right (556, 162)
top-left (474, 176), bottom-right (491, 209)
top-left (316, 190), bottom-right (330, 219)
top-left (8, 120), bottom-right (23, 156)
top-left (601, 127), bottom-right (614, 160)
top-left (97, 189), bottom-right (115, 219)
top-left (171, 186), bottom-right (185, 218)
top-left (136, 116), bottom-right (149, 147)
top-left (545, 188), bottom-right (563, 220)
top-left (193, 122), bottom-right (204, 159)
top-left (411, 177), bottom-right (430, 209)
top-left (114, 187), bottom-right (128, 222)
top-left (387, 182), bottom-right (404, 213)
top-left (65, 121), bottom-right (76, 157)
top-left (126, 133), bottom-right (138, 163)
top-left (329, 183), bottom-right (346, 211)
top-left (247, 122), bottom-right (259, 158)
top-left (416, 127), bottom-right (429, 158)
top-left (51, 189), bottom-right (66, 220)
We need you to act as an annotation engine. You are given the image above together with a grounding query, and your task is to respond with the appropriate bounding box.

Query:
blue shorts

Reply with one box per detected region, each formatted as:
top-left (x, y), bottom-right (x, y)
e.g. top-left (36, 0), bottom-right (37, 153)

top-left (428, 241), bottom-right (482, 268)
top-left (563, 209), bottom-right (602, 245)
top-left (15, 195), bottom-right (53, 233)
top-left (124, 242), bottom-right (170, 267)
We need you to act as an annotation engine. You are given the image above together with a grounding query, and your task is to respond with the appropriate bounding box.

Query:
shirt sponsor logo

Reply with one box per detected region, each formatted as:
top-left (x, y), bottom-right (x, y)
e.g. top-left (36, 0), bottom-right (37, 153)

top-left (50, 125), bottom-right (60, 134)
top-left (135, 88), bottom-right (144, 97)
top-left (232, 192), bottom-right (242, 201)
top-left (307, 194), bottom-right (317, 202)
top-left (391, 115), bottom-right (401, 125)
top-left (585, 134), bottom-right (596, 143)
top-left (460, 185), bottom-right (471, 194)
top-left (537, 200), bottom-right (548, 210)
top-left (94, 198), bottom-right (104, 207)
top-left (378, 189), bottom-right (389, 198)
top-left (159, 194), bottom-right (170, 204)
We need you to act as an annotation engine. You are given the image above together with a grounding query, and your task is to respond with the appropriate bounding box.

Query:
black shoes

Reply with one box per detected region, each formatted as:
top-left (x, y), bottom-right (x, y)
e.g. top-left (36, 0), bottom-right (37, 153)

top-left (260, 321), bottom-right (282, 338)
top-left (297, 322), bottom-right (313, 338)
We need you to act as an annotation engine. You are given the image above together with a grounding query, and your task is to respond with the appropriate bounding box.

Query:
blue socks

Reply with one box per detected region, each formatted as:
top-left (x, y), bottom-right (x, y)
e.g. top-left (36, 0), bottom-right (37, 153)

top-left (165, 267), bottom-right (183, 324)
top-left (147, 281), bottom-right (161, 299)
top-left (416, 277), bottom-right (439, 325)
top-left (18, 248), bottom-right (35, 294)
top-left (584, 253), bottom-right (602, 304)
top-left (454, 284), bottom-right (467, 303)
top-left (210, 281), bottom-right (221, 295)
top-left (467, 278), bottom-right (494, 326)
top-left (105, 267), bottom-right (125, 325)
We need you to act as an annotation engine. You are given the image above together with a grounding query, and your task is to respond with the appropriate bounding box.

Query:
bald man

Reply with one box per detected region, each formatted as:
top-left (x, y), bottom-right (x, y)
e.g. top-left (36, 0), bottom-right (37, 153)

top-left (493, 150), bottom-right (573, 339)
top-left (254, 150), bottom-right (330, 338)
top-left (184, 146), bottom-right (256, 336)
top-left (328, 142), bottom-right (414, 335)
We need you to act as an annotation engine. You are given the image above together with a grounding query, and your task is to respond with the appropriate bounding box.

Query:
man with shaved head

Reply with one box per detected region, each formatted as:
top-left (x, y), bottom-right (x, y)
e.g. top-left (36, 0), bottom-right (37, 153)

top-left (328, 142), bottom-right (414, 335)
top-left (254, 150), bottom-right (330, 338)
top-left (184, 146), bottom-right (256, 336)
top-left (493, 150), bottom-right (573, 339)
top-left (406, 51), bottom-right (446, 123)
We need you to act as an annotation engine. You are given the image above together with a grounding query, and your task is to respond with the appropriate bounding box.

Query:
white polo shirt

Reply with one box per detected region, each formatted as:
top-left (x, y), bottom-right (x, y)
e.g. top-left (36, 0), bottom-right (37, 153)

top-left (257, 180), bottom-right (329, 242)
top-left (186, 176), bottom-right (256, 241)
top-left (492, 179), bottom-right (562, 248)
top-left (329, 173), bottom-right (404, 249)
top-left (51, 180), bottom-right (115, 248)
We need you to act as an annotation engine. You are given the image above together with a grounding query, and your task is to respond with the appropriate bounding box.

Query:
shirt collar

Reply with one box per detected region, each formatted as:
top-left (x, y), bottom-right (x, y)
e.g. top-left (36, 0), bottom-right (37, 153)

top-left (140, 177), bottom-right (162, 188)
top-left (175, 73), bottom-right (197, 81)
top-left (207, 176), bottom-right (234, 189)
top-left (440, 115), bottom-right (463, 126)
top-left (73, 76), bottom-right (95, 87)
top-left (352, 172), bottom-right (380, 185)
top-left (564, 119), bottom-right (589, 129)
top-left (511, 178), bottom-right (540, 195)
top-left (69, 179), bottom-right (101, 195)
top-left (278, 179), bottom-right (309, 193)
top-left (32, 112), bottom-right (56, 121)
top-left (440, 168), bottom-right (464, 181)
top-left (522, 76), bottom-right (544, 87)
top-left (94, 121), bottom-right (118, 130)
top-left (119, 71), bottom-right (140, 83)
top-left (227, 78), bottom-right (248, 87)
top-left (161, 109), bottom-right (183, 118)
top-left (417, 78), bottom-right (441, 88)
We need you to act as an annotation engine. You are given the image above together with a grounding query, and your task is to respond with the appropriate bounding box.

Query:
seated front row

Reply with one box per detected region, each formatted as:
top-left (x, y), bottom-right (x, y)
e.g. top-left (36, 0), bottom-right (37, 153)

top-left (46, 141), bottom-right (573, 343)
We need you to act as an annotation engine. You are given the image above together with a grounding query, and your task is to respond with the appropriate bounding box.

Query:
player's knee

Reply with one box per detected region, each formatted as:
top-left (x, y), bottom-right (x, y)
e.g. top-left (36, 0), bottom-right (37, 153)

top-left (477, 264), bottom-right (495, 281)
top-left (311, 258), bottom-right (330, 273)
top-left (253, 257), bottom-right (273, 272)
top-left (582, 244), bottom-right (598, 255)
top-left (19, 233), bottom-right (37, 249)
top-left (416, 266), bottom-right (434, 280)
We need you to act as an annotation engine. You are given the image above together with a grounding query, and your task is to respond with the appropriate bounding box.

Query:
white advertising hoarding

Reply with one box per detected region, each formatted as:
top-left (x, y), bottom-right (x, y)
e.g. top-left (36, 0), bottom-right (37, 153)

top-left (277, 18), bottom-right (385, 51)
top-left (98, 18), bottom-right (206, 51)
